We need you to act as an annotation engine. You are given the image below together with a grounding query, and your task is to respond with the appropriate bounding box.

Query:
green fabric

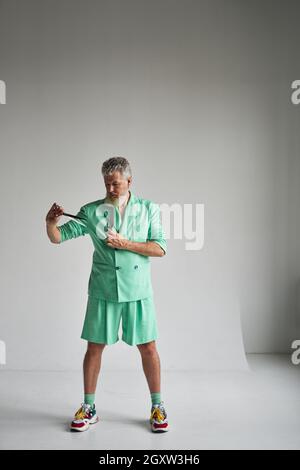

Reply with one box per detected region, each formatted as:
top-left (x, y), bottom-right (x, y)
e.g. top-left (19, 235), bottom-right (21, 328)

top-left (115, 205), bottom-right (121, 232)
top-left (151, 392), bottom-right (161, 405)
top-left (58, 191), bottom-right (167, 302)
top-left (84, 393), bottom-right (95, 406)
top-left (81, 295), bottom-right (157, 346)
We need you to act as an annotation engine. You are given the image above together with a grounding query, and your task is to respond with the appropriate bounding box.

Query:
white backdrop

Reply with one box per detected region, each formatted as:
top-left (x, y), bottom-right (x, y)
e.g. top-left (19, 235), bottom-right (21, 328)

top-left (1, 0), bottom-right (299, 371)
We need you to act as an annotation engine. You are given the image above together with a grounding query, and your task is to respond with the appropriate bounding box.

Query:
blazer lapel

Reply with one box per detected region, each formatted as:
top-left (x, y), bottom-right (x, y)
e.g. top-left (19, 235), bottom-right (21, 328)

top-left (117, 191), bottom-right (139, 236)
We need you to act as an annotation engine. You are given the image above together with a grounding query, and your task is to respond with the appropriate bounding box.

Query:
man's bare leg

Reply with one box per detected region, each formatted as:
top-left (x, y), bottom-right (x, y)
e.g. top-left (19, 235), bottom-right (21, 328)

top-left (70, 342), bottom-right (105, 431)
top-left (137, 340), bottom-right (160, 393)
top-left (137, 340), bottom-right (169, 431)
top-left (83, 341), bottom-right (106, 394)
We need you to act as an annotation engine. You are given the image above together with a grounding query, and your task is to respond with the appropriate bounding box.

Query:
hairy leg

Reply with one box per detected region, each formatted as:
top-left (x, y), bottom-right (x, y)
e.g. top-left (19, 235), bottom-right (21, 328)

top-left (83, 341), bottom-right (106, 394)
top-left (137, 340), bottom-right (161, 393)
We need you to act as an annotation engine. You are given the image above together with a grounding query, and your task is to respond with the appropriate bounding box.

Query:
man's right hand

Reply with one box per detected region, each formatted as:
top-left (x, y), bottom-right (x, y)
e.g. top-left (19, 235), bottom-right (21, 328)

top-left (46, 202), bottom-right (64, 225)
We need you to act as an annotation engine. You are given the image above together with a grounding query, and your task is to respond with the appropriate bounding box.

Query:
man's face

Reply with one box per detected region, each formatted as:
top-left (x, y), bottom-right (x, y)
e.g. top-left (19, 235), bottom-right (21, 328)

top-left (104, 171), bottom-right (131, 200)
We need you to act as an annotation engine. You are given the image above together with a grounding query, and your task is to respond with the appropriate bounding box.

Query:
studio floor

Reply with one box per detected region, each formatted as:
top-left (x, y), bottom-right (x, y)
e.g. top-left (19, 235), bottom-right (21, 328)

top-left (0, 354), bottom-right (299, 450)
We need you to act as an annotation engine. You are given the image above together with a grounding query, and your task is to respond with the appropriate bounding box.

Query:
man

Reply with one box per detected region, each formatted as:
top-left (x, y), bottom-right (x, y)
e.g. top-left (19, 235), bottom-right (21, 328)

top-left (45, 157), bottom-right (169, 433)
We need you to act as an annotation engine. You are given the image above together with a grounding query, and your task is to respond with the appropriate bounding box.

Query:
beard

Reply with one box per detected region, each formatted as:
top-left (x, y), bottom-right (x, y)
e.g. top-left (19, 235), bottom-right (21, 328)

top-left (105, 190), bottom-right (129, 207)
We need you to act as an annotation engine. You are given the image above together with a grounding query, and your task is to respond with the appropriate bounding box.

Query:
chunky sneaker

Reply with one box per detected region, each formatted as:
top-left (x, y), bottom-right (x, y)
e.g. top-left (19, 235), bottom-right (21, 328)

top-left (150, 401), bottom-right (169, 432)
top-left (70, 403), bottom-right (99, 432)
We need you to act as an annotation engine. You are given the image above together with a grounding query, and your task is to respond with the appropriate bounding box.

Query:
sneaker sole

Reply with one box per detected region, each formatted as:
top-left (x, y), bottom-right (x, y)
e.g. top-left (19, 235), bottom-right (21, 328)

top-left (70, 416), bottom-right (99, 432)
top-left (151, 423), bottom-right (169, 432)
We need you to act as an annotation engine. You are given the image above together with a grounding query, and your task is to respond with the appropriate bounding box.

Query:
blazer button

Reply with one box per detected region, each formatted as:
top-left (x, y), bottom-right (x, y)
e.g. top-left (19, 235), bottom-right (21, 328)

top-left (134, 265), bottom-right (138, 269)
top-left (116, 266), bottom-right (120, 270)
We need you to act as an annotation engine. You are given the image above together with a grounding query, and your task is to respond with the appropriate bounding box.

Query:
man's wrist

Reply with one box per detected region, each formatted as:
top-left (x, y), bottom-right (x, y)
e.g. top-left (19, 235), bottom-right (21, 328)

top-left (46, 220), bottom-right (57, 227)
top-left (124, 239), bottom-right (133, 250)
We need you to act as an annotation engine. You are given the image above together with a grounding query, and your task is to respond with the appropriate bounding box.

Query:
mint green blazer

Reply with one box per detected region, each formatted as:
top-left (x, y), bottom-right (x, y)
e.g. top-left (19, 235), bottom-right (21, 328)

top-left (58, 191), bottom-right (167, 302)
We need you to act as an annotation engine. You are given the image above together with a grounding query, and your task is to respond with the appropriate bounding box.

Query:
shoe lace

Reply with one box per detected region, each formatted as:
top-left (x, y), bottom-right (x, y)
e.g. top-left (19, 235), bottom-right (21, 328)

top-left (151, 403), bottom-right (166, 422)
top-left (75, 403), bottom-right (90, 420)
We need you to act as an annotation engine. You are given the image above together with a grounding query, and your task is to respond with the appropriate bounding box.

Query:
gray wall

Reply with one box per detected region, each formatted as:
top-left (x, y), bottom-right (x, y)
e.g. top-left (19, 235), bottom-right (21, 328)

top-left (0, 0), bottom-right (299, 370)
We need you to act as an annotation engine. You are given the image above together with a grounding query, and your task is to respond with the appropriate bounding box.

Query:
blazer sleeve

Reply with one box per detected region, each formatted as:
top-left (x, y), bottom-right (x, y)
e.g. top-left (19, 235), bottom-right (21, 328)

top-left (147, 202), bottom-right (167, 255)
top-left (58, 206), bottom-right (88, 243)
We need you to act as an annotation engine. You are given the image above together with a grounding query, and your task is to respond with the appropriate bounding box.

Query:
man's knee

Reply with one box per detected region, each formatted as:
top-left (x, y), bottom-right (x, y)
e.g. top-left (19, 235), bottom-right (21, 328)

top-left (87, 341), bottom-right (106, 355)
top-left (137, 340), bottom-right (157, 356)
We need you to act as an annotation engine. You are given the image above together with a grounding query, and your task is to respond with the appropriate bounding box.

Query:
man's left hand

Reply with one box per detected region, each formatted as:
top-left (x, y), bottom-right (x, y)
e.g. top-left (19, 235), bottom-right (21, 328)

top-left (105, 228), bottom-right (129, 250)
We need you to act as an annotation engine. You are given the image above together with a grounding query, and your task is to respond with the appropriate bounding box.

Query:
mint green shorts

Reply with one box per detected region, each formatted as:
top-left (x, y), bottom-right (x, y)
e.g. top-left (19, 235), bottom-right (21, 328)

top-left (81, 295), bottom-right (158, 346)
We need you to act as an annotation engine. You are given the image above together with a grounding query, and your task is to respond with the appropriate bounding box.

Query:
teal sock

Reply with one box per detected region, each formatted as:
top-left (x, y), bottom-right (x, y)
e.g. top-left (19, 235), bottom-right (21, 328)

top-left (151, 392), bottom-right (161, 406)
top-left (84, 393), bottom-right (95, 407)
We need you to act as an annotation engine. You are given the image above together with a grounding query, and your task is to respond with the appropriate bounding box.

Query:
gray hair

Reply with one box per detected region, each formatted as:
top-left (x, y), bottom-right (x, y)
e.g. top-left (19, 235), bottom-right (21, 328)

top-left (101, 156), bottom-right (132, 179)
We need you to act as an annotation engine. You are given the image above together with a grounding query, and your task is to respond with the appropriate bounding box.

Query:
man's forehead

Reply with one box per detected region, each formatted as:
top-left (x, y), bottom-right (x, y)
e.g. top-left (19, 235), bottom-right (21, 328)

top-left (104, 172), bottom-right (127, 182)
